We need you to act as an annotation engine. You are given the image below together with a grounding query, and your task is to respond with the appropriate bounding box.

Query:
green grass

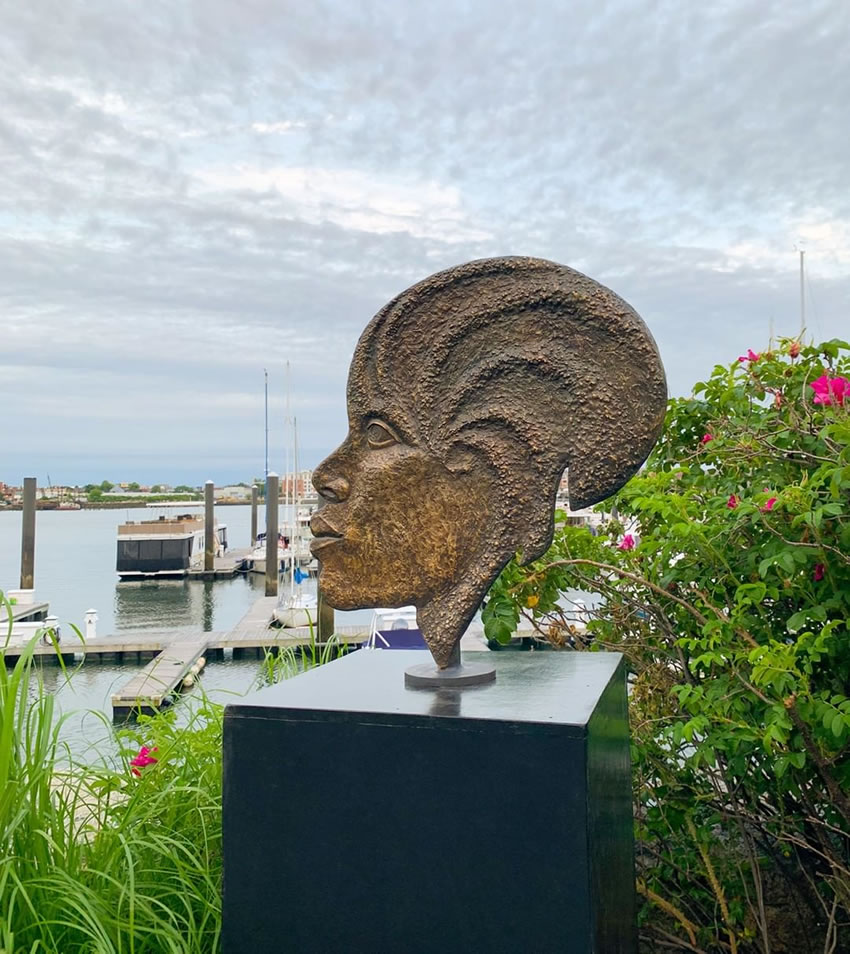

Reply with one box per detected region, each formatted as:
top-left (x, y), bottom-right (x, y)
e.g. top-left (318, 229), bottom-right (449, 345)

top-left (0, 591), bottom-right (350, 953)
top-left (0, 610), bottom-right (224, 952)
top-left (0, 594), bottom-right (273, 952)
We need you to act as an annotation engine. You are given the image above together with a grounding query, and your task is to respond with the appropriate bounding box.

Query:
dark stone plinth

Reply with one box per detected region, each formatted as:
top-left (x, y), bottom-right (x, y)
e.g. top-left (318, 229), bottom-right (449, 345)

top-left (222, 650), bottom-right (636, 954)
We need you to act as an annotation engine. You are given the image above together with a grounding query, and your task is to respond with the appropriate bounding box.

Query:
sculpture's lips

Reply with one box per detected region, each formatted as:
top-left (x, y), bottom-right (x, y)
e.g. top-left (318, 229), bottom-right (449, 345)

top-left (310, 513), bottom-right (343, 553)
top-left (310, 535), bottom-right (341, 553)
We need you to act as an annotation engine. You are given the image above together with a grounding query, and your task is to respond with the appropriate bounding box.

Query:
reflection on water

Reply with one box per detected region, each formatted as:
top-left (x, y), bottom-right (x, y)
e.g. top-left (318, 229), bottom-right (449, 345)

top-left (113, 579), bottom-right (198, 630)
top-left (110, 577), bottom-right (254, 633)
top-left (203, 581), bottom-right (214, 632)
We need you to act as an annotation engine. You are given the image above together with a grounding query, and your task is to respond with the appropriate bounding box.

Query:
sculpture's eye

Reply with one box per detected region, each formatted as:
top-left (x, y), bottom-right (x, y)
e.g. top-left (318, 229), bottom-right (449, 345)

top-left (366, 419), bottom-right (400, 449)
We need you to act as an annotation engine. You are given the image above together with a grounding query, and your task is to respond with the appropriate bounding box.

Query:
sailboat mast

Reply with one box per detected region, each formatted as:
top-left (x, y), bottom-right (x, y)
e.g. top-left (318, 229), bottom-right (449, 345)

top-left (284, 361), bottom-right (291, 533)
top-left (263, 368), bottom-right (269, 481)
top-left (291, 416), bottom-right (299, 586)
top-left (799, 249), bottom-right (806, 338)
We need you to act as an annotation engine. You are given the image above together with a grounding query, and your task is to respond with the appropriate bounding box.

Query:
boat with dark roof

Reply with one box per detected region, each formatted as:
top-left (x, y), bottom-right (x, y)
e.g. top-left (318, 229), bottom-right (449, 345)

top-left (116, 507), bottom-right (228, 579)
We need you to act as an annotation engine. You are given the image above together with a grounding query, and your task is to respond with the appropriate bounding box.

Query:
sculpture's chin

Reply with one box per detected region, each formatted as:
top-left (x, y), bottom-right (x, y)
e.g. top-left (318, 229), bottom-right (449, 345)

top-left (315, 575), bottom-right (361, 611)
top-left (317, 566), bottom-right (418, 613)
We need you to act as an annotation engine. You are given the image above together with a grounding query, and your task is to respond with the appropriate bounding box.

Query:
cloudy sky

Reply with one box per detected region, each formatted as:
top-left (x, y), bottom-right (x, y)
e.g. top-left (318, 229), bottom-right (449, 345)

top-left (2, 0), bottom-right (848, 486)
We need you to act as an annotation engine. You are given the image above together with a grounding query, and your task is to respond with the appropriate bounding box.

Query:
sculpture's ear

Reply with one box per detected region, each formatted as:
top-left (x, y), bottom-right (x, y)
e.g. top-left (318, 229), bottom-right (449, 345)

top-left (444, 445), bottom-right (481, 475)
top-left (566, 396), bottom-right (667, 511)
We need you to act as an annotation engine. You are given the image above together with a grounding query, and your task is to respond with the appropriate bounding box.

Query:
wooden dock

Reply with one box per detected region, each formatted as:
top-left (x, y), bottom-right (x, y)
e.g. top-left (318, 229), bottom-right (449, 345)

top-left (2, 593), bottom-right (490, 718)
top-left (105, 595), bottom-right (370, 718)
top-left (187, 548), bottom-right (252, 580)
top-left (111, 635), bottom-right (210, 718)
top-left (5, 601), bottom-right (49, 623)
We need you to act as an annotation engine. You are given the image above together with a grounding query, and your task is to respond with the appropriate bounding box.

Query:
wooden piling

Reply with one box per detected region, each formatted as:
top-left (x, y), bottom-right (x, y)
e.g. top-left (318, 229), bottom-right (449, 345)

top-left (204, 480), bottom-right (215, 572)
top-left (20, 477), bottom-right (36, 590)
top-left (317, 583), bottom-right (335, 643)
top-left (265, 472), bottom-right (279, 597)
top-left (251, 484), bottom-right (259, 547)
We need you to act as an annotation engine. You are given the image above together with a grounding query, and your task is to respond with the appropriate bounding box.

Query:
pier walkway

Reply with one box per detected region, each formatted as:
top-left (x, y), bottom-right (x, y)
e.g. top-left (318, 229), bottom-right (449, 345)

top-left (111, 635), bottom-right (211, 718)
top-left (6, 601), bottom-right (49, 623)
top-left (3, 594), bottom-right (491, 718)
top-left (105, 595), bottom-right (371, 716)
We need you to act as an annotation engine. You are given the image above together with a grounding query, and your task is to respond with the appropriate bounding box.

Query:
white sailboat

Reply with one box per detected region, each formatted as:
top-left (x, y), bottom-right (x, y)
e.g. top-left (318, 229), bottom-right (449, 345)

top-left (248, 532), bottom-right (289, 575)
top-left (274, 413), bottom-right (318, 628)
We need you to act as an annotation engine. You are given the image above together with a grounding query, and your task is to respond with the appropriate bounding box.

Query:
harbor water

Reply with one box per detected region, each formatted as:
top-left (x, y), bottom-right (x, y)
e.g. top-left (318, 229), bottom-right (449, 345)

top-left (0, 504), bottom-right (363, 759)
top-left (0, 504), bottom-right (594, 760)
top-left (1, 504), bottom-right (270, 636)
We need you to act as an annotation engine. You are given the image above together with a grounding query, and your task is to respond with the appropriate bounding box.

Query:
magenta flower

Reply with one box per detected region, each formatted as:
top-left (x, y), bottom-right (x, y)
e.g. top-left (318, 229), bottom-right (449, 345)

top-left (810, 374), bottom-right (849, 407)
top-left (130, 746), bottom-right (159, 777)
top-left (813, 563), bottom-right (825, 582)
top-left (738, 349), bottom-right (761, 363)
top-left (760, 497), bottom-right (777, 513)
top-left (701, 433), bottom-right (714, 445)
top-left (618, 534), bottom-right (635, 551)
top-left (727, 494), bottom-right (738, 509)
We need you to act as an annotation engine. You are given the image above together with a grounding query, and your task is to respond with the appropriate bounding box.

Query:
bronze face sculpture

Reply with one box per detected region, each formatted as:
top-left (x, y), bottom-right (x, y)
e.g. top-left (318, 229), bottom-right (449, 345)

top-left (311, 256), bottom-right (667, 682)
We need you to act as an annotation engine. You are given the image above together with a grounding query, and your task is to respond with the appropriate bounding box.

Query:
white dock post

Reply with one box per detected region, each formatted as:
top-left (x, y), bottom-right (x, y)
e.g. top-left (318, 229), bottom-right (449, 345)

top-left (85, 609), bottom-right (98, 640)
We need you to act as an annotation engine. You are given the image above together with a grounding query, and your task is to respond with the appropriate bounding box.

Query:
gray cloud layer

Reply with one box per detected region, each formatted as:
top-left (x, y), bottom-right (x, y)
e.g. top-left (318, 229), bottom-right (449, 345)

top-left (2, 0), bottom-right (848, 484)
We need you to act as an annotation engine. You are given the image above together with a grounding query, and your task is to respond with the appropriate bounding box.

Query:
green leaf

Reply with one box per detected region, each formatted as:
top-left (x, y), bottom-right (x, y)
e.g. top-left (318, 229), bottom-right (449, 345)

top-left (787, 611), bottom-right (809, 633)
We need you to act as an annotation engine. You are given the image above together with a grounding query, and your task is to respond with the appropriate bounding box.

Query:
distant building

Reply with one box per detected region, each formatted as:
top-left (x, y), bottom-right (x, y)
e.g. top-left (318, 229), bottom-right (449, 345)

top-left (282, 470), bottom-right (314, 498)
top-left (215, 485), bottom-right (253, 501)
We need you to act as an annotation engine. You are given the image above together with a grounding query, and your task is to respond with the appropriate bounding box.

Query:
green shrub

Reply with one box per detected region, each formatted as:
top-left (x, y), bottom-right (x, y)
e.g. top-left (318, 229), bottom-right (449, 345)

top-left (485, 338), bottom-right (850, 952)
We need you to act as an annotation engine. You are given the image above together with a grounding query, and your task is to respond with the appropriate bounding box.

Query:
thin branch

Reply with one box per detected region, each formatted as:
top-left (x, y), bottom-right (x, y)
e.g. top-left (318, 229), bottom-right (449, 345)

top-left (787, 703), bottom-right (850, 828)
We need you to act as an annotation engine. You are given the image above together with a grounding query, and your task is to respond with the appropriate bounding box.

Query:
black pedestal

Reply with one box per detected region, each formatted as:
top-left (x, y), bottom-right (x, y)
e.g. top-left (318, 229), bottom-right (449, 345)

top-left (222, 650), bottom-right (635, 953)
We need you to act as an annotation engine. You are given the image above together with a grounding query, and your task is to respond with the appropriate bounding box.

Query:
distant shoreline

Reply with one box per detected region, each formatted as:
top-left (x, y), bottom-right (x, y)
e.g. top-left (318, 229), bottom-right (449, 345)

top-left (0, 499), bottom-right (256, 512)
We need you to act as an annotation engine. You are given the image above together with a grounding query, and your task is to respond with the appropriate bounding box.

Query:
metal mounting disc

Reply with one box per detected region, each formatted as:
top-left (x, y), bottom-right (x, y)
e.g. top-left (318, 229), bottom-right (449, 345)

top-left (404, 659), bottom-right (496, 689)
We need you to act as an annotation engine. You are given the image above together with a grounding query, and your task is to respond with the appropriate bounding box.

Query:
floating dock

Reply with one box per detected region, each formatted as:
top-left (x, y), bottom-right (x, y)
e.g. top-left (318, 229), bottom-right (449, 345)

top-left (6, 601), bottom-right (49, 623)
top-left (108, 594), bottom-right (370, 717)
top-left (2, 594), bottom-right (491, 719)
top-left (111, 635), bottom-right (211, 718)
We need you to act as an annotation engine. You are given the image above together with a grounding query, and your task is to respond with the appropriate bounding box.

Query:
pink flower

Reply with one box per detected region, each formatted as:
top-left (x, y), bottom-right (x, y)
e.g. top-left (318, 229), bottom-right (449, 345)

top-left (810, 374), bottom-right (849, 407)
top-left (788, 341), bottom-right (801, 359)
top-left (813, 563), bottom-right (825, 582)
top-left (130, 746), bottom-right (158, 777)
top-left (738, 349), bottom-right (761, 363)
top-left (727, 494), bottom-right (738, 509)
top-left (701, 433), bottom-right (714, 444)
top-left (760, 497), bottom-right (777, 513)
top-left (618, 534), bottom-right (635, 551)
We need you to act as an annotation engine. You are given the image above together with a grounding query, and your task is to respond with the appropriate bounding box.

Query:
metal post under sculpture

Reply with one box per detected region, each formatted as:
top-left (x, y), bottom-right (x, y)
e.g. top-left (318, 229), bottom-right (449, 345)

top-left (311, 256), bottom-right (667, 686)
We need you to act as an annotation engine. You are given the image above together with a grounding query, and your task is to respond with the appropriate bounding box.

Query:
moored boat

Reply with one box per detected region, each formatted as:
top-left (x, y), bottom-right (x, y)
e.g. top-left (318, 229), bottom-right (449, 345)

top-left (116, 509), bottom-right (228, 579)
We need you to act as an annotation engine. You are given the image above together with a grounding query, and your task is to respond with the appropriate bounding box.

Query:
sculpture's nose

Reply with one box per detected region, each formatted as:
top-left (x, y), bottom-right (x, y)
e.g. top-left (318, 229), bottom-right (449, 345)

top-left (313, 457), bottom-right (350, 503)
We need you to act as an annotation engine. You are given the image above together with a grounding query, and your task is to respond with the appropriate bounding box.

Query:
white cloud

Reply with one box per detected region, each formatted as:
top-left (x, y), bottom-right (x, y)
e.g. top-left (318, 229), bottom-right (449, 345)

top-left (2, 0), bottom-right (849, 482)
top-left (192, 164), bottom-right (493, 243)
top-left (251, 121), bottom-right (306, 134)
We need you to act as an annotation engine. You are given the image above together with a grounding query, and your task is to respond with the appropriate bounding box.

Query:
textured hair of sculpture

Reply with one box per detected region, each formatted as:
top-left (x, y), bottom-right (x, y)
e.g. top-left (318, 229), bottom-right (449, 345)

top-left (350, 256), bottom-right (668, 564)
